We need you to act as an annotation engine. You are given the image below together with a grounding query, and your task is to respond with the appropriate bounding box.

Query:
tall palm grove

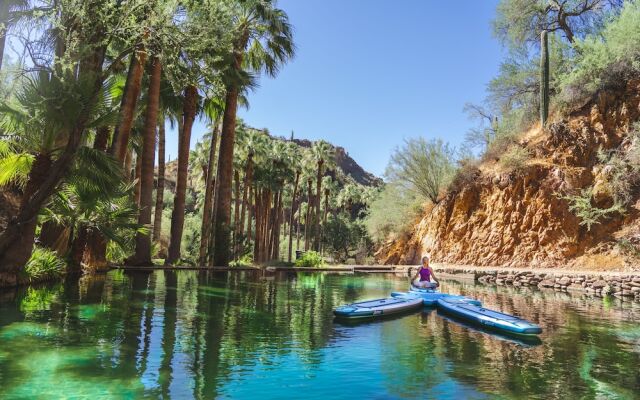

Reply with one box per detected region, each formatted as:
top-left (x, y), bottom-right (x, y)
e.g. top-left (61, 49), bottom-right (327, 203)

top-left (0, 0), bottom-right (377, 286)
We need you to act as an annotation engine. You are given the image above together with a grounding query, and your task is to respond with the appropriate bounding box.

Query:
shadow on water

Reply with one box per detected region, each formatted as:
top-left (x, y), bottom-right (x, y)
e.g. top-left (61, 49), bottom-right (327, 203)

top-left (435, 310), bottom-right (543, 347)
top-left (0, 270), bottom-right (638, 399)
top-left (333, 307), bottom-right (436, 327)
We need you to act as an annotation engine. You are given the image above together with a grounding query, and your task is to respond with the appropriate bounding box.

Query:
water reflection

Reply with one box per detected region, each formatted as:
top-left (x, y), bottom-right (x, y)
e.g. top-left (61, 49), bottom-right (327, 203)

top-left (0, 271), bottom-right (637, 399)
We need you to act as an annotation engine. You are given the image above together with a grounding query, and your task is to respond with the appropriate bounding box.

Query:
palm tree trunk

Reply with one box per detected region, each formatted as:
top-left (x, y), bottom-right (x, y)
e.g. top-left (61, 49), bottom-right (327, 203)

top-left (199, 122), bottom-right (219, 266)
top-left (0, 152), bottom-right (52, 283)
top-left (69, 225), bottom-right (88, 272)
top-left (296, 214), bottom-right (300, 253)
top-left (322, 189), bottom-right (329, 255)
top-left (84, 227), bottom-right (108, 272)
top-left (0, 13), bottom-right (6, 73)
top-left (94, 127), bottom-right (110, 151)
top-left (39, 221), bottom-right (70, 254)
top-left (130, 56), bottom-right (161, 266)
top-left (153, 114), bottom-right (166, 242)
top-left (110, 48), bottom-right (147, 163)
top-left (268, 191), bottom-right (279, 260)
top-left (253, 188), bottom-right (261, 262)
top-left (264, 190), bottom-right (272, 262)
top-left (81, 125), bottom-right (112, 272)
top-left (314, 160), bottom-right (324, 251)
top-left (134, 153), bottom-right (142, 205)
top-left (212, 85), bottom-right (240, 267)
top-left (166, 84), bottom-right (198, 265)
top-left (246, 184), bottom-right (253, 243)
top-left (238, 155), bottom-right (253, 254)
top-left (0, 26), bottom-right (107, 285)
top-left (273, 192), bottom-right (282, 260)
top-left (287, 171), bottom-right (299, 262)
top-left (304, 180), bottom-right (312, 251)
top-left (232, 170), bottom-right (241, 260)
top-left (207, 164), bottom-right (221, 268)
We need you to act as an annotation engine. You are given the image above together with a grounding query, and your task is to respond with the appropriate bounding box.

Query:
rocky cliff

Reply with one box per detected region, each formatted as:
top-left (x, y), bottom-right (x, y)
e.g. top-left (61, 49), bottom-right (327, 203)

top-left (378, 80), bottom-right (640, 272)
top-left (291, 138), bottom-right (382, 187)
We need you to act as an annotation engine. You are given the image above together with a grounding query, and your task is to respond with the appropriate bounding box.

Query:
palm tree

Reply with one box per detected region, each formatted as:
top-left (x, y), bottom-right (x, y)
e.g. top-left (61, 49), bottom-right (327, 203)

top-left (286, 142), bottom-right (302, 262)
top-left (109, 47), bottom-right (147, 163)
top-left (43, 178), bottom-right (141, 272)
top-left (0, 0), bottom-right (28, 73)
top-left (213, 0), bottom-right (295, 267)
top-left (300, 159), bottom-right (315, 252)
top-left (129, 55), bottom-right (162, 265)
top-left (153, 74), bottom-right (184, 247)
top-left (0, 71), bottom-right (113, 281)
top-left (166, 84), bottom-right (199, 265)
top-left (320, 175), bottom-right (338, 255)
top-left (310, 140), bottom-right (334, 251)
top-left (235, 125), bottom-right (267, 257)
top-left (337, 182), bottom-right (363, 218)
top-left (198, 120), bottom-right (221, 265)
top-left (152, 111), bottom-right (166, 242)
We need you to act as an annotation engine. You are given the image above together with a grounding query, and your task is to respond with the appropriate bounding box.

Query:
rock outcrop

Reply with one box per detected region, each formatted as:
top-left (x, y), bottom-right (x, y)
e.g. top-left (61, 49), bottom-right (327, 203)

top-left (378, 80), bottom-right (640, 271)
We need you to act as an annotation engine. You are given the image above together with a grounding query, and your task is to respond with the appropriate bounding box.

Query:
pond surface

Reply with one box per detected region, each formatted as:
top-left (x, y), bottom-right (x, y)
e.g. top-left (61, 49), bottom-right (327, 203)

top-left (0, 270), bottom-right (638, 399)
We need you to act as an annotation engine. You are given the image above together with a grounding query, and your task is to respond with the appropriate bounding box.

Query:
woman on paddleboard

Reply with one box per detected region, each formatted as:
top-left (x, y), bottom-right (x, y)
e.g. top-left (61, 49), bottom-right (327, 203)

top-left (411, 255), bottom-right (440, 289)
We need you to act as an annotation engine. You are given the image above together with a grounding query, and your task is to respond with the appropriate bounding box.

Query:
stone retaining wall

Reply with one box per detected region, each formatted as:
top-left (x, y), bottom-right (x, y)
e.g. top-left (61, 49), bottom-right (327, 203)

top-left (439, 267), bottom-right (640, 302)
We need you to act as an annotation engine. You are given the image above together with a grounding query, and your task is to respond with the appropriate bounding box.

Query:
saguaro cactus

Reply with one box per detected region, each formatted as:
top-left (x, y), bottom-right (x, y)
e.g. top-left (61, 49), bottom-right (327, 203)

top-left (540, 30), bottom-right (550, 127)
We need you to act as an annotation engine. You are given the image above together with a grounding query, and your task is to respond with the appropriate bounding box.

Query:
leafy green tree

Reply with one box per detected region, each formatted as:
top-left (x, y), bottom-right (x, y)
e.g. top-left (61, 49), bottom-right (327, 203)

top-left (386, 138), bottom-right (457, 204)
top-left (322, 214), bottom-right (372, 263)
top-left (364, 183), bottom-right (422, 242)
top-left (493, 0), bottom-right (622, 49)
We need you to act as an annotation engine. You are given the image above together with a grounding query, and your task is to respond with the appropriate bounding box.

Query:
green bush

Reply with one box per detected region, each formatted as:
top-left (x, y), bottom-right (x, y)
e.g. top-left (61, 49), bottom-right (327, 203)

top-left (557, 2), bottom-right (640, 105)
top-left (230, 254), bottom-right (253, 268)
top-left (295, 251), bottom-right (324, 268)
top-left (562, 188), bottom-right (624, 231)
top-left (596, 123), bottom-right (640, 206)
top-left (498, 145), bottom-right (531, 171)
top-left (386, 138), bottom-right (457, 203)
top-left (24, 247), bottom-right (67, 281)
top-left (364, 183), bottom-right (423, 242)
top-left (322, 214), bottom-right (373, 263)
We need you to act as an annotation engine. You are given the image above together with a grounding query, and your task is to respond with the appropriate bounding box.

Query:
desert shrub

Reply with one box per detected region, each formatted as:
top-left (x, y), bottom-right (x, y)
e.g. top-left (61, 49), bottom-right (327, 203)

top-left (557, 2), bottom-right (640, 105)
top-left (364, 183), bottom-right (423, 242)
top-left (23, 247), bottom-right (67, 281)
top-left (386, 138), bottom-right (457, 203)
top-left (448, 159), bottom-right (481, 193)
top-left (616, 238), bottom-right (640, 259)
top-left (483, 107), bottom-right (535, 158)
top-left (596, 123), bottom-right (640, 206)
top-left (562, 188), bottom-right (624, 231)
top-left (498, 145), bottom-right (531, 171)
top-left (295, 251), bottom-right (323, 268)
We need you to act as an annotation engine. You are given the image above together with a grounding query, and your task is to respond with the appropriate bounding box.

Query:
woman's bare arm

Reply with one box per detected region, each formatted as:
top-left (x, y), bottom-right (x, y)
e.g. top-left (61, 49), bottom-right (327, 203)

top-left (411, 269), bottom-right (420, 282)
top-left (430, 267), bottom-right (440, 284)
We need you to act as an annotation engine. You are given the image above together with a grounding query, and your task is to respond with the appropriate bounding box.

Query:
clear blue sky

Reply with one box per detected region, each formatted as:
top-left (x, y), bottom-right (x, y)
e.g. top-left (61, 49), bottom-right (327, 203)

top-left (167, 0), bottom-right (504, 177)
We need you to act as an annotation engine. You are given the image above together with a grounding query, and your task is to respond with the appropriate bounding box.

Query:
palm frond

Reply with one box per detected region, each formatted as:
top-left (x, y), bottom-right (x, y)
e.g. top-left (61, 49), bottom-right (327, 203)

top-left (0, 151), bottom-right (34, 187)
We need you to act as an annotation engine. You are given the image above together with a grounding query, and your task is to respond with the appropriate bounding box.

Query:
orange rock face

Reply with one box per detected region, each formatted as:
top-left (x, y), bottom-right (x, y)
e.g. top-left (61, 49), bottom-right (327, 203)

top-left (378, 81), bottom-right (640, 270)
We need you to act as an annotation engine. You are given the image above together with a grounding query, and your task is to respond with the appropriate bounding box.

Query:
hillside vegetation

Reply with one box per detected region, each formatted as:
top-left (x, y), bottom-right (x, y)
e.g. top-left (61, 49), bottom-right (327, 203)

top-left (371, 1), bottom-right (640, 271)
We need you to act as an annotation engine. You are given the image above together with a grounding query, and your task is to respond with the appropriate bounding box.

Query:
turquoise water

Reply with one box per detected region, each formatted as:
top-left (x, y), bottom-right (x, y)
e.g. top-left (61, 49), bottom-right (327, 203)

top-left (0, 270), bottom-right (638, 399)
